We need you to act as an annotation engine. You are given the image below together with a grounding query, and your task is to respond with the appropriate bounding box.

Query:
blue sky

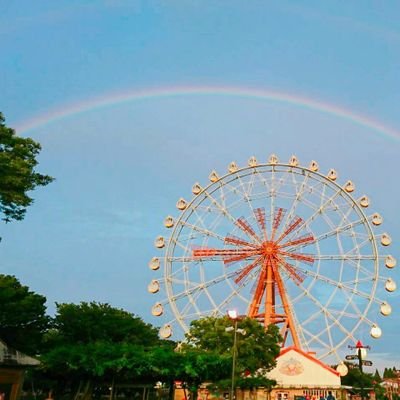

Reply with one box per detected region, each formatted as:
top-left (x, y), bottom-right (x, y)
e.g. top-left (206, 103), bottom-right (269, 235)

top-left (1, 1), bottom-right (399, 368)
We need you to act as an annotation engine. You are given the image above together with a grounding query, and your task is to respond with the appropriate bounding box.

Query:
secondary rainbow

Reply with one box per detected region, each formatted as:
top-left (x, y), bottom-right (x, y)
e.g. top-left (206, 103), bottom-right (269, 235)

top-left (15, 85), bottom-right (400, 142)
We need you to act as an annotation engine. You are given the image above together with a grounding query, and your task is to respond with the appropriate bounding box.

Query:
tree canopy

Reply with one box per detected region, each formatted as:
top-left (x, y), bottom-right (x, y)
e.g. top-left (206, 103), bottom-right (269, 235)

top-left (340, 365), bottom-right (384, 400)
top-left (181, 315), bottom-right (282, 395)
top-left (383, 367), bottom-right (398, 379)
top-left (186, 315), bottom-right (281, 376)
top-left (51, 302), bottom-right (160, 346)
top-left (0, 273), bottom-right (283, 400)
top-left (0, 274), bottom-right (49, 354)
top-left (40, 302), bottom-right (163, 400)
top-left (0, 112), bottom-right (53, 222)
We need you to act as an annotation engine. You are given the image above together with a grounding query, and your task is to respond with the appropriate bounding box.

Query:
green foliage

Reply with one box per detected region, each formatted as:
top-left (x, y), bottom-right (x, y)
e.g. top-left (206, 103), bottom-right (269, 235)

top-left (42, 302), bottom-right (160, 373)
top-left (186, 316), bottom-right (281, 376)
top-left (374, 381), bottom-right (385, 400)
top-left (383, 368), bottom-right (388, 378)
top-left (383, 367), bottom-right (397, 378)
top-left (0, 112), bottom-right (53, 222)
top-left (177, 315), bottom-right (281, 397)
top-left (341, 367), bottom-right (376, 399)
top-left (38, 302), bottom-right (164, 399)
top-left (236, 375), bottom-right (276, 390)
top-left (373, 369), bottom-right (381, 383)
top-left (52, 302), bottom-right (160, 346)
top-left (177, 348), bottom-right (231, 390)
top-left (0, 274), bottom-right (49, 354)
top-left (41, 341), bottom-right (152, 378)
top-left (147, 343), bottom-right (182, 382)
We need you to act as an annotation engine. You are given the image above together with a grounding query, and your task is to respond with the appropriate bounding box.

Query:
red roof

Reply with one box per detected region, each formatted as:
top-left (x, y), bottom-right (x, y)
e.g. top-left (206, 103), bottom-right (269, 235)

top-left (278, 346), bottom-right (340, 377)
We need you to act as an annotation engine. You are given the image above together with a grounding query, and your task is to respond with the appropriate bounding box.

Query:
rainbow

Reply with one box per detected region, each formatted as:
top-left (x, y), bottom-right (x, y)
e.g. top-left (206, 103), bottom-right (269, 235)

top-left (15, 85), bottom-right (400, 141)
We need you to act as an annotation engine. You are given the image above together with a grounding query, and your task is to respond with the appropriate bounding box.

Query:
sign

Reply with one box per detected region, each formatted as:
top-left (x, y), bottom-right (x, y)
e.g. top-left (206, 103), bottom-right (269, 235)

top-left (362, 360), bottom-right (373, 366)
top-left (345, 355), bottom-right (359, 360)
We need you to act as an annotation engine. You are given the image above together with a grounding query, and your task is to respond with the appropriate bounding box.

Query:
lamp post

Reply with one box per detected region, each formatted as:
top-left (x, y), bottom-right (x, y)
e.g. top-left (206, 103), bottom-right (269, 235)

top-left (227, 310), bottom-right (246, 400)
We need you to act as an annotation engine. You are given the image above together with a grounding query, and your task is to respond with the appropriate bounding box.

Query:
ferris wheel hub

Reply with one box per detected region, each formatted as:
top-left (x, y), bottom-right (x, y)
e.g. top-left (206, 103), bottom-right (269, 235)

top-left (263, 241), bottom-right (278, 255)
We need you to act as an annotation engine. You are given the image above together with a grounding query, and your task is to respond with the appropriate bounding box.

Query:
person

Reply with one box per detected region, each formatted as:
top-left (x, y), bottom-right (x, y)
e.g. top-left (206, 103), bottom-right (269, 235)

top-left (45, 390), bottom-right (53, 400)
top-left (327, 392), bottom-right (335, 400)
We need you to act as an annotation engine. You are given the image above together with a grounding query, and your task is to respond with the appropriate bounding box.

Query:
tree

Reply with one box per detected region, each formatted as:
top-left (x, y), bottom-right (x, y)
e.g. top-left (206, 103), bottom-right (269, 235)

top-left (40, 302), bottom-right (162, 400)
top-left (341, 367), bottom-right (375, 400)
top-left (383, 368), bottom-right (388, 378)
top-left (52, 302), bottom-right (160, 346)
top-left (181, 316), bottom-right (282, 398)
top-left (147, 342), bottom-right (182, 399)
top-left (383, 367), bottom-right (396, 379)
top-left (0, 112), bottom-right (53, 222)
top-left (186, 316), bottom-right (281, 376)
top-left (0, 274), bottom-right (49, 354)
top-left (177, 347), bottom-right (232, 399)
top-left (373, 369), bottom-right (381, 383)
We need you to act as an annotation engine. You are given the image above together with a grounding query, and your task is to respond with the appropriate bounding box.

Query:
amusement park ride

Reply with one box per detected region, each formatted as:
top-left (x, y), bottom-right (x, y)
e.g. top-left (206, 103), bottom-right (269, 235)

top-left (148, 155), bottom-right (396, 364)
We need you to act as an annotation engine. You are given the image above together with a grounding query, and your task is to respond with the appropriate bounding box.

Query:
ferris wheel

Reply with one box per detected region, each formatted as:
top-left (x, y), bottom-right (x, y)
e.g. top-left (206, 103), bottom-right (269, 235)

top-left (148, 155), bottom-right (396, 361)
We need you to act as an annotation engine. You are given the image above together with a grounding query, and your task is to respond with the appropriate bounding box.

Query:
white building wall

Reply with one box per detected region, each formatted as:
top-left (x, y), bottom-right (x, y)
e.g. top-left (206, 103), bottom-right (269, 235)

top-left (267, 349), bottom-right (341, 387)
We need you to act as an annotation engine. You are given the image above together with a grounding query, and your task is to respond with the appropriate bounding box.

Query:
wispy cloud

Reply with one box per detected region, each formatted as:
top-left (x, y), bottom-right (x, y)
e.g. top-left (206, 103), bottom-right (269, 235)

top-left (280, 2), bottom-right (400, 44)
top-left (0, 1), bottom-right (141, 35)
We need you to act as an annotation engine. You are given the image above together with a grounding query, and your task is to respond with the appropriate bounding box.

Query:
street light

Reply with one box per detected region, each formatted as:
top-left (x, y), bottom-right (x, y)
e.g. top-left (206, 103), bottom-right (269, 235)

top-left (226, 310), bottom-right (246, 400)
top-left (228, 310), bottom-right (238, 320)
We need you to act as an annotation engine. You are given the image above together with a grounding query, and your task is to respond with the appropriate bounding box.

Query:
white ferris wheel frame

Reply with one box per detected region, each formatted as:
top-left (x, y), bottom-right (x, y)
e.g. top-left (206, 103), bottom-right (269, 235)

top-left (150, 158), bottom-right (394, 361)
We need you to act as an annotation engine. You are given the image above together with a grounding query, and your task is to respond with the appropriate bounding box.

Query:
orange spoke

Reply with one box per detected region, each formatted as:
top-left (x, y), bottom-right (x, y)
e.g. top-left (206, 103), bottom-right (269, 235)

top-left (235, 216), bottom-right (261, 242)
top-left (279, 233), bottom-right (315, 249)
top-left (224, 252), bottom-right (259, 265)
top-left (224, 234), bottom-right (258, 248)
top-left (280, 250), bottom-right (314, 265)
top-left (254, 207), bottom-right (268, 239)
top-left (234, 256), bottom-right (263, 284)
top-left (277, 256), bottom-right (306, 285)
top-left (277, 215), bottom-right (303, 242)
top-left (192, 247), bottom-right (259, 260)
top-left (271, 207), bottom-right (286, 239)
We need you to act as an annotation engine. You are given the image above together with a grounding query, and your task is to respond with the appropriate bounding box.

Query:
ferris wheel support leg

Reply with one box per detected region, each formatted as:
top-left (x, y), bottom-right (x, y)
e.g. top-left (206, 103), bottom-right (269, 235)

top-left (281, 321), bottom-right (290, 346)
top-left (273, 266), bottom-right (301, 349)
top-left (248, 268), bottom-right (267, 318)
top-left (264, 260), bottom-right (275, 326)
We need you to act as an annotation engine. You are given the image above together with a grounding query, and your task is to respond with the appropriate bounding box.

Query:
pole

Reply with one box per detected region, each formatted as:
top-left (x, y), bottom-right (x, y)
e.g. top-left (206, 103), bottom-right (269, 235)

top-left (348, 341), bottom-right (371, 400)
top-left (358, 347), bottom-right (364, 400)
top-left (230, 319), bottom-right (238, 400)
